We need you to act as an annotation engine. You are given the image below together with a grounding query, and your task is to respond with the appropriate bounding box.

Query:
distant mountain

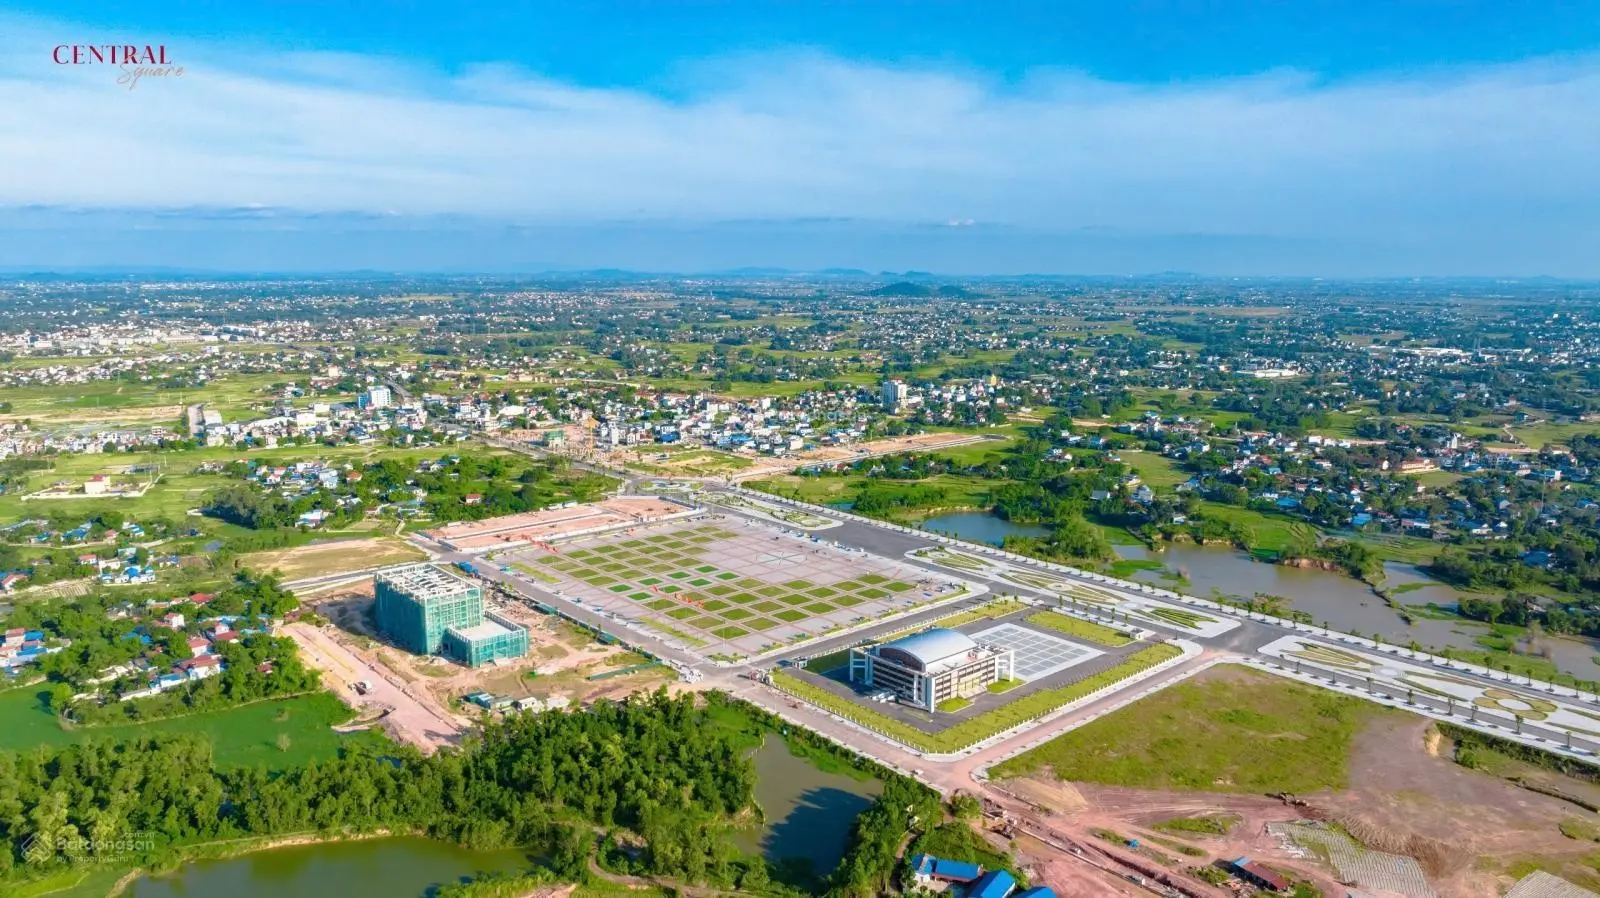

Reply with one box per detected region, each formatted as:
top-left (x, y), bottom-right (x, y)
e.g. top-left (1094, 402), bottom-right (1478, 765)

top-left (864, 281), bottom-right (980, 298)
top-left (866, 281), bottom-right (934, 297)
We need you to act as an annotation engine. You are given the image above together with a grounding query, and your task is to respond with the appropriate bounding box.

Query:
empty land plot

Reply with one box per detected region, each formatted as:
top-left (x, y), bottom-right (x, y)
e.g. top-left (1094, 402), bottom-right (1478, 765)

top-left (500, 517), bottom-right (963, 657)
top-left (992, 665), bottom-right (1394, 793)
top-left (240, 537), bottom-right (426, 580)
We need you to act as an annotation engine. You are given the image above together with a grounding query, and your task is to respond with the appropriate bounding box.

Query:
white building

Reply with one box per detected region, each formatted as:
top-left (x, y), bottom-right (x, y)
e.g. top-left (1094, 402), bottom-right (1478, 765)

top-left (849, 628), bottom-right (1013, 712)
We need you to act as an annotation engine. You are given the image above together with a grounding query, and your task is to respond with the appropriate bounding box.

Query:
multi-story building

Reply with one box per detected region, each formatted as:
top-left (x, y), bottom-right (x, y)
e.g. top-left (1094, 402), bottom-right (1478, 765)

top-left (881, 379), bottom-right (908, 411)
top-left (849, 628), bottom-right (1013, 712)
top-left (359, 386), bottom-right (392, 410)
top-left (373, 563), bottom-right (526, 667)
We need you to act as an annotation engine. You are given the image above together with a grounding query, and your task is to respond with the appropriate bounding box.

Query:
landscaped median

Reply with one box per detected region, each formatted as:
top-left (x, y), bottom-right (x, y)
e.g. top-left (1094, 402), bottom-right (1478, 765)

top-left (771, 642), bottom-right (1185, 755)
top-left (1023, 610), bottom-right (1134, 647)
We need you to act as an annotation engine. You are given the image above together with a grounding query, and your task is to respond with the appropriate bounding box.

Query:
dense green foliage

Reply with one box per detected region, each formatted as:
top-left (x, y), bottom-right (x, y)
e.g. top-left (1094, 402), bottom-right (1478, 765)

top-left (823, 777), bottom-right (942, 898)
top-left (0, 690), bottom-right (773, 890)
top-left (203, 452), bottom-right (613, 530)
top-left (4, 572), bottom-right (300, 713)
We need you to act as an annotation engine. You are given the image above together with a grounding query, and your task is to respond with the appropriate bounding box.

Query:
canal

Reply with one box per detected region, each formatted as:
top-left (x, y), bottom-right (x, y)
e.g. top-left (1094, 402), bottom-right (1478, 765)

top-left (909, 510), bottom-right (1600, 679)
top-left (1129, 544), bottom-right (1600, 678)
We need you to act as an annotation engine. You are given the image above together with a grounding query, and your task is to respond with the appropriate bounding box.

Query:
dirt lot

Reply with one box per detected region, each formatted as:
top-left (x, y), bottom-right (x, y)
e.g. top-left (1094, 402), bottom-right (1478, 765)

top-left (242, 537), bottom-right (425, 580)
top-left (307, 586), bottom-right (674, 714)
top-left (999, 709), bottom-right (1600, 898)
top-left (285, 621), bottom-right (466, 752)
top-left (1320, 714), bottom-right (1600, 897)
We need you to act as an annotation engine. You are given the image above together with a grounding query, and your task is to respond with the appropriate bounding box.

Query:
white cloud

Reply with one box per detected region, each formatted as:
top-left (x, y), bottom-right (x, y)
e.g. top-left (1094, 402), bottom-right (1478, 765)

top-left (3, 14), bottom-right (1599, 246)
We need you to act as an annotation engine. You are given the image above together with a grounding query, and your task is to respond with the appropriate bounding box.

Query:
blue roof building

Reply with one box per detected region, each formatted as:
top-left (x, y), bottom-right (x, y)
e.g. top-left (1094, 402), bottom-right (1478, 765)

top-left (909, 853), bottom-right (983, 884)
top-left (969, 869), bottom-right (1016, 898)
top-left (1015, 889), bottom-right (1056, 898)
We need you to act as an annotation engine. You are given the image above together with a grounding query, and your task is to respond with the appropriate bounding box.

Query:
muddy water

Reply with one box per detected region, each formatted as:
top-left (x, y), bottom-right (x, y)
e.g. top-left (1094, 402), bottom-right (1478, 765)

top-left (1130, 544), bottom-right (1600, 678)
top-left (733, 737), bottom-right (882, 875)
top-left (918, 511), bottom-right (1050, 546)
top-left (129, 837), bottom-right (534, 898)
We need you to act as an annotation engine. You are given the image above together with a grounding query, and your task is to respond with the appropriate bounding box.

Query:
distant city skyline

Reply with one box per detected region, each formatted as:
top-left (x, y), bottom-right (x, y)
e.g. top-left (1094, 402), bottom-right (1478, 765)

top-left (4, 2), bottom-right (1600, 276)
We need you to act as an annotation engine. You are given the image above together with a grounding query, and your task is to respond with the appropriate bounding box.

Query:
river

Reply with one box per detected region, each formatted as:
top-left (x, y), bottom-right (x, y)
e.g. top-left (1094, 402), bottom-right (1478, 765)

top-left (733, 738), bottom-right (883, 876)
top-left (917, 511), bottom-right (1049, 546)
top-left (1130, 544), bottom-right (1600, 678)
top-left (129, 836), bottom-right (535, 898)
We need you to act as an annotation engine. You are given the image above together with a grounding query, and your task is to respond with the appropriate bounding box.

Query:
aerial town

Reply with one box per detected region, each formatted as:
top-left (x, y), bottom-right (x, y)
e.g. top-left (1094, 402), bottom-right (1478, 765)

top-left (6, 0), bottom-right (1599, 894)
top-left (1, 274), bottom-right (1599, 898)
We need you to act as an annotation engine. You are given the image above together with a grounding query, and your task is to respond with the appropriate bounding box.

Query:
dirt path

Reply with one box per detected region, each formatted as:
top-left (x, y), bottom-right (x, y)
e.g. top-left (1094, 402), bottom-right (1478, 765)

top-left (284, 622), bottom-right (466, 751)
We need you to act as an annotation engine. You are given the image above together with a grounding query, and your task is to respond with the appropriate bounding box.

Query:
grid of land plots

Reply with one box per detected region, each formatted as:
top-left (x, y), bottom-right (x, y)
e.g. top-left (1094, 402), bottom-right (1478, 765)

top-left (968, 622), bottom-right (1105, 681)
top-left (500, 518), bottom-right (963, 657)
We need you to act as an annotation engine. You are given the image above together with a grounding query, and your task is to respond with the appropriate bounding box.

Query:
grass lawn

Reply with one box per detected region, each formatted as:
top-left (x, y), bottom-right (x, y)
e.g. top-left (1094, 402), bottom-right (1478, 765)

top-left (1197, 502), bottom-right (1318, 555)
top-left (1023, 611), bottom-right (1135, 647)
top-left (1118, 451), bottom-right (1191, 489)
top-left (0, 689), bottom-right (382, 770)
top-left (991, 666), bottom-right (1393, 792)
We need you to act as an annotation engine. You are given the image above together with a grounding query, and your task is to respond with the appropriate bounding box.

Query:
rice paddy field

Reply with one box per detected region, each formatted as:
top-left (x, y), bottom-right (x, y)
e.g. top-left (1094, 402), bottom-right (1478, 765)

top-left (496, 517), bottom-right (968, 658)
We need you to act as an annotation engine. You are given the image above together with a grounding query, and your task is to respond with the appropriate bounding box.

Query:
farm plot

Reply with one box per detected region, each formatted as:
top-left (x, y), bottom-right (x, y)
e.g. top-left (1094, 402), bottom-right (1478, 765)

top-left (498, 516), bottom-right (967, 658)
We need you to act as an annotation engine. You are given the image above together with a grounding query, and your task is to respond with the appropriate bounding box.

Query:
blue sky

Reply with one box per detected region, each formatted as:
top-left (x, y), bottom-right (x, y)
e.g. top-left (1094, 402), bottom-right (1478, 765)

top-left (4, 1), bottom-right (1600, 275)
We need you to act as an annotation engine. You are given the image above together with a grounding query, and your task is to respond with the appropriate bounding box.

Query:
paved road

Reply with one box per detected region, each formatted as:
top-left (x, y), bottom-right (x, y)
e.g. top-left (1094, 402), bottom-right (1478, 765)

top-left (391, 474), bottom-right (1600, 764)
top-left (382, 459), bottom-right (1600, 890)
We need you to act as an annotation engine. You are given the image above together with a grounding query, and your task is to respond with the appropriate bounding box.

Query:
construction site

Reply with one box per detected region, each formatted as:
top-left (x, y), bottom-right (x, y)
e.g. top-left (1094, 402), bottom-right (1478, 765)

top-left (492, 514), bottom-right (968, 659)
top-left (983, 665), bottom-right (1600, 898)
top-left (289, 574), bottom-right (676, 752)
top-left (422, 496), bottom-right (696, 553)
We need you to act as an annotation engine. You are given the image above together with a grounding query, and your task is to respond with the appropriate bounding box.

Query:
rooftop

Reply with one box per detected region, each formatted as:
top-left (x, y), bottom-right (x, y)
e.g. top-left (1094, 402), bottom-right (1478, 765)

top-left (448, 617), bottom-right (521, 642)
top-left (874, 628), bottom-right (981, 674)
top-left (375, 563), bottom-right (474, 598)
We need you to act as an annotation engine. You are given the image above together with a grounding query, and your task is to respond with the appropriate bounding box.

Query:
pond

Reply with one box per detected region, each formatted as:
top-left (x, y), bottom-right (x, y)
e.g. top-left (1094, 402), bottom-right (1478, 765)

top-left (917, 511), bottom-right (1049, 546)
top-left (733, 737), bottom-right (882, 876)
top-left (129, 836), bottom-right (535, 898)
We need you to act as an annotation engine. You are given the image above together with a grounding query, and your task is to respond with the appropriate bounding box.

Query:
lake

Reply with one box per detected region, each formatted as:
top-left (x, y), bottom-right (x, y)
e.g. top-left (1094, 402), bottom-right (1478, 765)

top-left (733, 738), bottom-right (882, 875)
top-left (918, 511), bottom-right (1049, 546)
top-left (130, 837), bottom-right (534, 898)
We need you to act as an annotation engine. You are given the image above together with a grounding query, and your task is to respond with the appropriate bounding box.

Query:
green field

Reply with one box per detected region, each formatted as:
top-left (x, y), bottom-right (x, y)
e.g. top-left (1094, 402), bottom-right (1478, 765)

top-left (750, 473), bottom-right (994, 522)
top-left (1196, 502), bottom-right (1318, 554)
top-left (0, 441), bottom-right (557, 532)
top-left (991, 666), bottom-right (1391, 792)
top-left (0, 372), bottom-right (303, 424)
top-left (0, 688), bottom-right (382, 770)
top-left (1117, 451), bottom-right (1191, 489)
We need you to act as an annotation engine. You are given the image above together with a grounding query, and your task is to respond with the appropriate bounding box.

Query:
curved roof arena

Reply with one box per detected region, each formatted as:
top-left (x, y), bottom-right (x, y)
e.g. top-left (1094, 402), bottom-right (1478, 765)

top-left (873, 628), bottom-right (977, 672)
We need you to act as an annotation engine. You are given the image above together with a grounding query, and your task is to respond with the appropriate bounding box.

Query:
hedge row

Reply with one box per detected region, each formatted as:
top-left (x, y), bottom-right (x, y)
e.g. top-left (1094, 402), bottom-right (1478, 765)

top-left (773, 642), bottom-right (1184, 754)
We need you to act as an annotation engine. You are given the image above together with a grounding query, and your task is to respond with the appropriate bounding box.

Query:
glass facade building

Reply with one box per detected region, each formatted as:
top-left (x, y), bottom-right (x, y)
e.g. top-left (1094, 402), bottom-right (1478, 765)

top-left (374, 564), bottom-right (527, 667)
